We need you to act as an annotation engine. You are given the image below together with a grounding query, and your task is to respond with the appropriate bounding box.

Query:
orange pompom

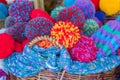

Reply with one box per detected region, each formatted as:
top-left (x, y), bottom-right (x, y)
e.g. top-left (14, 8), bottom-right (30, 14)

top-left (51, 21), bottom-right (80, 48)
top-left (37, 40), bottom-right (53, 48)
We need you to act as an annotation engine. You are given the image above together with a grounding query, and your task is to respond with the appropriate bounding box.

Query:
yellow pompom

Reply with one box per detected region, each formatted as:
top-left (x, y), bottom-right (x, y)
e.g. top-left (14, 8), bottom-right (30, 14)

top-left (100, 0), bottom-right (120, 16)
top-left (37, 40), bottom-right (53, 48)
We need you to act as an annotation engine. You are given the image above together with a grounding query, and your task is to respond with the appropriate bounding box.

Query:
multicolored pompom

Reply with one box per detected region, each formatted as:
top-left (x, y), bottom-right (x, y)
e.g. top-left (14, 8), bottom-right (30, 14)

top-left (25, 17), bottom-right (54, 40)
top-left (69, 35), bottom-right (97, 62)
top-left (73, 0), bottom-right (95, 19)
top-left (56, 6), bottom-right (85, 30)
top-left (5, 16), bottom-right (15, 28)
top-left (83, 19), bottom-right (99, 37)
top-left (5, 22), bottom-right (27, 42)
top-left (9, 0), bottom-right (33, 22)
top-left (51, 21), bottom-right (80, 48)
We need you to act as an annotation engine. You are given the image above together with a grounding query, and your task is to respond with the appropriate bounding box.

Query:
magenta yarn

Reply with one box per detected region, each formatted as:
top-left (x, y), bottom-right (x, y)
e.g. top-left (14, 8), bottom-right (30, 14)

top-left (25, 17), bottom-right (54, 40)
top-left (9, 0), bottom-right (33, 22)
top-left (73, 0), bottom-right (95, 19)
top-left (56, 6), bottom-right (85, 30)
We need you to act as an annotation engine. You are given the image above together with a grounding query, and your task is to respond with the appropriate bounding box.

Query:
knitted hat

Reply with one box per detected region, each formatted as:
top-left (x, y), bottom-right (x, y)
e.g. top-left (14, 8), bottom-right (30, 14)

top-left (95, 11), bottom-right (105, 23)
top-left (51, 6), bottom-right (65, 20)
top-left (30, 9), bottom-right (55, 22)
top-left (0, 33), bottom-right (15, 59)
top-left (0, 3), bottom-right (8, 17)
top-left (93, 17), bottom-right (103, 27)
top-left (25, 17), bottom-right (54, 40)
top-left (91, 0), bottom-right (100, 10)
top-left (56, 6), bottom-right (85, 30)
top-left (63, 0), bottom-right (76, 7)
top-left (51, 21), bottom-right (80, 48)
top-left (92, 16), bottom-right (120, 57)
top-left (69, 35), bottom-right (97, 62)
top-left (100, 0), bottom-right (120, 16)
top-left (73, 0), bottom-right (95, 19)
top-left (83, 19), bottom-right (99, 37)
top-left (5, 22), bottom-right (27, 42)
top-left (5, 16), bottom-right (15, 28)
top-left (9, 0), bottom-right (33, 22)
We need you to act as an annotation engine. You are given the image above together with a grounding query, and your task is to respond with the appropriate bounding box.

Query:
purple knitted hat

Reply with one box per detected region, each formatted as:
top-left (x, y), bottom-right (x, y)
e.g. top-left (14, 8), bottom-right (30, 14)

top-left (73, 0), bottom-right (95, 19)
top-left (5, 16), bottom-right (15, 28)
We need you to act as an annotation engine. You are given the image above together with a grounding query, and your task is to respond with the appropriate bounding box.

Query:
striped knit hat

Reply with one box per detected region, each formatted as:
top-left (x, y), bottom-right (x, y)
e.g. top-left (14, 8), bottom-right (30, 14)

top-left (92, 16), bottom-right (120, 57)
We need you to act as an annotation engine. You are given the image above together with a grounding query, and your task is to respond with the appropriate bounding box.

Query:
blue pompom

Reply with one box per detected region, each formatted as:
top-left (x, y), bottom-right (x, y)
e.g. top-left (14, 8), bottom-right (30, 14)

top-left (0, 11), bottom-right (6, 19)
top-left (95, 11), bottom-right (105, 23)
top-left (63, 0), bottom-right (76, 7)
top-left (0, 3), bottom-right (8, 17)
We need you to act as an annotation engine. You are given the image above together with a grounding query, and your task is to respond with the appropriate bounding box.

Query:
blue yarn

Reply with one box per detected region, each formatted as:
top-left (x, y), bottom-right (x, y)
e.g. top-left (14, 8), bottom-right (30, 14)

top-left (116, 16), bottom-right (120, 21)
top-left (95, 11), bottom-right (105, 23)
top-left (0, 3), bottom-right (8, 17)
top-left (0, 11), bottom-right (6, 19)
top-left (63, 0), bottom-right (76, 7)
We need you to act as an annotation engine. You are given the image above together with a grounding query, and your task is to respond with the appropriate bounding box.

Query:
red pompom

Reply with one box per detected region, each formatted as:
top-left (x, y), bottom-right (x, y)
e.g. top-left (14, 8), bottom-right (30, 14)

top-left (118, 48), bottom-right (120, 56)
top-left (22, 39), bottom-right (29, 48)
top-left (29, 9), bottom-right (55, 22)
top-left (0, 0), bottom-right (7, 5)
top-left (91, 0), bottom-right (100, 10)
top-left (0, 33), bottom-right (15, 59)
top-left (15, 41), bottom-right (23, 52)
top-left (69, 35), bottom-right (98, 62)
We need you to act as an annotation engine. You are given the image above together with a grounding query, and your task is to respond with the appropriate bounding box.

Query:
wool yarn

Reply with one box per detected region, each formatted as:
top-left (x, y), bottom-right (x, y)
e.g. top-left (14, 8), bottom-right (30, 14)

top-left (91, 0), bottom-right (100, 10)
top-left (63, 0), bottom-right (76, 7)
top-left (0, 69), bottom-right (8, 80)
top-left (83, 19), bottom-right (99, 37)
top-left (5, 16), bottom-right (15, 28)
top-left (22, 39), bottom-right (29, 48)
top-left (15, 41), bottom-right (23, 52)
top-left (95, 11), bottom-right (105, 23)
top-left (0, 3), bottom-right (8, 17)
top-left (25, 17), bottom-right (54, 40)
top-left (0, 11), bottom-right (5, 19)
top-left (0, 33), bottom-right (15, 59)
top-left (9, 0), bottom-right (33, 22)
top-left (69, 35), bottom-right (97, 62)
top-left (100, 0), bottom-right (120, 16)
top-left (56, 6), bottom-right (85, 30)
top-left (5, 22), bottom-right (27, 42)
top-left (51, 6), bottom-right (65, 20)
top-left (37, 40), bottom-right (53, 48)
top-left (51, 21), bottom-right (80, 48)
top-left (73, 0), bottom-right (95, 19)
top-left (0, 0), bottom-right (7, 5)
top-left (30, 9), bottom-right (55, 22)
top-left (92, 16), bottom-right (120, 57)
top-left (93, 17), bottom-right (103, 27)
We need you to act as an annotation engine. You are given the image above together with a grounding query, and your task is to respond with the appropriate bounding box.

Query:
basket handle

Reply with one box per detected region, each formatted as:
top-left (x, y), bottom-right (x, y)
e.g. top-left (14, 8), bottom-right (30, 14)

top-left (28, 35), bottom-right (62, 49)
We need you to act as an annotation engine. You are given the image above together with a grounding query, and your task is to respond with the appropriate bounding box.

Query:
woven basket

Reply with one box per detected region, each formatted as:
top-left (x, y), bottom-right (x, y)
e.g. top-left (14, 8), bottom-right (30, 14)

top-left (0, 19), bottom-right (5, 29)
top-left (9, 36), bottom-right (120, 80)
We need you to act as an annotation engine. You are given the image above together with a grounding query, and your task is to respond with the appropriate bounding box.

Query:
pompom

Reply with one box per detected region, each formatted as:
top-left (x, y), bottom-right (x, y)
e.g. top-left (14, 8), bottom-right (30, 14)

top-left (83, 19), bottom-right (99, 37)
top-left (91, 0), bottom-right (100, 10)
top-left (73, 0), bottom-right (95, 19)
top-left (15, 41), bottom-right (23, 52)
top-left (5, 22), bottom-right (27, 42)
top-left (22, 39), bottom-right (29, 48)
top-left (0, 11), bottom-right (6, 19)
top-left (9, 0), bottom-right (33, 22)
top-left (37, 40), bottom-right (53, 48)
top-left (100, 0), bottom-right (120, 16)
top-left (0, 33), bottom-right (15, 59)
top-left (0, 3), bottom-right (8, 17)
top-left (51, 6), bottom-right (65, 20)
top-left (30, 9), bottom-right (55, 22)
top-left (5, 16), bottom-right (16, 28)
top-left (0, 0), bottom-right (7, 5)
top-left (95, 11), bottom-right (105, 23)
top-left (51, 21), bottom-right (80, 48)
top-left (25, 17), bottom-right (54, 40)
top-left (93, 17), bottom-right (103, 27)
top-left (69, 35), bottom-right (97, 62)
top-left (63, 0), bottom-right (76, 7)
top-left (56, 6), bottom-right (85, 30)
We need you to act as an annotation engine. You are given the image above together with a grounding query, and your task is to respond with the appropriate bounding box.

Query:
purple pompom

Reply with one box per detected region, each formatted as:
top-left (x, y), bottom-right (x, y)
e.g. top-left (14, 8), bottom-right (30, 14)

top-left (25, 17), bottom-right (54, 40)
top-left (5, 16), bottom-right (15, 28)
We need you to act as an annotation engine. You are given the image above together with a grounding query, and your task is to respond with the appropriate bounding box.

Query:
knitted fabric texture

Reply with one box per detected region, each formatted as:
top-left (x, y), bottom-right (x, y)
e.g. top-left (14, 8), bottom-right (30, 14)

top-left (73, 0), bottom-right (95, 19)
top-left (56, 6), bottom-right (85, 30)
top-left (83, 19), bottom-right (99, 37)
top-left (6, 22), bottom-right (27, 42)
top-left (9, 0), bottom-right (33, 22)
top-left (91, 0), bottom-right (100, 10)
top-left (37, 40), bottom-right (53, 48)
top-left (51, 6), bottom-right (65, 20)
top-left (5, 16), bottom-right (15, 28)
top-left (51, 21), bottom-right (80, 48)
top-left (92, 16), bottom-right (120, 57)
top-left (93, 17), bottom-right (103, 27)
top-left (0, 33), bottom-right (15, 59)
top-left (0, 3), bottom-right (8, 17)
top-left (69, 35), bottom-right (97, 62)
top-left (30, 9), bottom-right (55, 22)
top-left (0, 69), bottom-right (8, 80)
top-left (100, 0), bottom-right (120, 16)
top-left (95, 11), bottom-right (105, 23)
top-left (63, 0), bottom-right (76, 7)
top-left (25, 17), bottom-right (54, 40)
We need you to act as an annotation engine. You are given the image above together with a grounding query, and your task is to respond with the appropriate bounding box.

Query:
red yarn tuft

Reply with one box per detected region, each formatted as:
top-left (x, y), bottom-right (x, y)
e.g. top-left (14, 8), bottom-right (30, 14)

top-left (0, 33), bottom-right (15, 59)
top-left (22, 39), bottom-right (29, 48)
top-left (29, 9), bottom-right (55, 23)
top-left (91, 0), bottom-right (100, 10)
top-left (0, 0), bottom-right (7, 5)
top-left (15, 41), bottom-right (23, 52)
